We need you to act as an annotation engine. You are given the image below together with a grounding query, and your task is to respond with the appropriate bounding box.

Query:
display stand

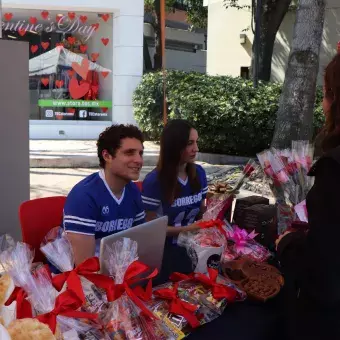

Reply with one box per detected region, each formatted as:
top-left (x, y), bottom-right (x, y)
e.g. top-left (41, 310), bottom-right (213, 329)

top-left (0, 39), bottom-right (29, 240)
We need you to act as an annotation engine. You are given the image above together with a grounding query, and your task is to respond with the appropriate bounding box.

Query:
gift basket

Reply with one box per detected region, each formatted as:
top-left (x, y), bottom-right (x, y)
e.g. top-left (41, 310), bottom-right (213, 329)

top-left (204, 160), bottom-right (258, 221)
top-left (101, 237), bottom-right (173, 340)
top-left (257, 140), bottom-right (314, 234)
top-left (40, 227), bottom-right (113, 315)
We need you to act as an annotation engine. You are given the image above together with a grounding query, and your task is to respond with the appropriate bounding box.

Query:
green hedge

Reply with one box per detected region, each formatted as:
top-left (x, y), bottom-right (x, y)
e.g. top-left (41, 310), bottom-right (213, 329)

top-left (133, 71), bottom-right (324, 156)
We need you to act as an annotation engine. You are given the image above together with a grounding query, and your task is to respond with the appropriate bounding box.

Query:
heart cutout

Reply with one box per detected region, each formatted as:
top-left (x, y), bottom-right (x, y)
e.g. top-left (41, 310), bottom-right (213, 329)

top-left (102, 108), bottom-right (108, 113)
top-left (101, 13), bottom-right (110, 22)
top-left (29, 16), bottom-right (37, 24)
top-left (41, 78), bottom-right (49, 87)
top-left (67, 108), bottom-right (76, 114)
top-left (18, 28), bottom-right (26, 37)
top-left (55, 80), bottom-right (64, 88)
top-left (4, 13), bottom-right (13, 21)
top-left (91, 23), bottom-right (100, 31)
top-left (101, 38), bottom-right (109, 46)
top-left (69, 78), bottom-right (90, 99)
top-left (41, 11), bottom-right (49, 20)
top-left (67, 36), bottom-right (76, 45)
top-left (31, 45), bottom-right (38, 53)
top-left (41, 42), bottom-right (50, 50)
top-left (80, 45), bottom-right (88, 53)
top-left (101, 71), bottom-right (109, 78)
top-left (72, 58), bottom-right (89, 80)
top-left (91, 53), bottom-right (100, 62)
top-left (68, 12), bottom-right (76, 20)
top-left (80, 15), bottom-right (87, 24)
top-left (67, 69), bottom-right (75, 77)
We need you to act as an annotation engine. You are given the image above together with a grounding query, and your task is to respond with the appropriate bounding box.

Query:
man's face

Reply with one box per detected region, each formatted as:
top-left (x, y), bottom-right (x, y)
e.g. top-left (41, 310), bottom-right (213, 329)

top-left (103, 138), bottom-right (144, 181)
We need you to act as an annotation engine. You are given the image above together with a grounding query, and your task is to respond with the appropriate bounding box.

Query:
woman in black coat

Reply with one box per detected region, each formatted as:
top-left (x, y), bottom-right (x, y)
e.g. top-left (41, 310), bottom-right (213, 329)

top-left (277, 53), bottom-right (340, 340)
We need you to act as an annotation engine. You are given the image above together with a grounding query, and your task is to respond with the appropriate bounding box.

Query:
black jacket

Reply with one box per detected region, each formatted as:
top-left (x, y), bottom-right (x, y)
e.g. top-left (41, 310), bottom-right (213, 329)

top-left (277, 146), bottom-right (340, 340)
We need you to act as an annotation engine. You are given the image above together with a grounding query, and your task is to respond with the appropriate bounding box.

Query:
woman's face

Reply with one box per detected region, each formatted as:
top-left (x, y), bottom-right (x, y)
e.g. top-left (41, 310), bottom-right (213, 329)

top-left (180, 128), bottom-right (199, 164)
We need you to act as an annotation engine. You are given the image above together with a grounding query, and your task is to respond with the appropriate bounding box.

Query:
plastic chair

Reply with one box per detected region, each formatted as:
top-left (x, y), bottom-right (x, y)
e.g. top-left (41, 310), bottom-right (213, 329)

top-left (19, 196), bottom-right (66, 263)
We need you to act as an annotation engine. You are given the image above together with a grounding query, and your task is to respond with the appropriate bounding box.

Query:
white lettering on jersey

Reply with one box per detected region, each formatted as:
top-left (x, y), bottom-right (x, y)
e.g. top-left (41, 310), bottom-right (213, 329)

top-left (95, 218), bottom-right (134, 232)
top-left (171, 193), bottom-right (202, 208)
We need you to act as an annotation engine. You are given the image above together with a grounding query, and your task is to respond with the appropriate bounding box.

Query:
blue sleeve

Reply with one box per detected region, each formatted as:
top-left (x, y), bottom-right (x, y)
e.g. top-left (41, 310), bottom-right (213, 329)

top-left (63, 189), bottom-right (98, 236)
top-left (131, 183), bottom-right (146, 226)
top-left (141, 172), bottom-right (162, 212)
top-left (197, 165), bottom-right (208, 199)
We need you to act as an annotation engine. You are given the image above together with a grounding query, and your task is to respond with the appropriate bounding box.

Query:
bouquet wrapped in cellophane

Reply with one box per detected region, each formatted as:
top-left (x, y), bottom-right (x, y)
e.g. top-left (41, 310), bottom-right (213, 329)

top-left (101, 238), bottom-right (173, 340)
top-left (40, 227), bottom-right (113, 315)
top-left (257, 141), bottom-right (314, 234)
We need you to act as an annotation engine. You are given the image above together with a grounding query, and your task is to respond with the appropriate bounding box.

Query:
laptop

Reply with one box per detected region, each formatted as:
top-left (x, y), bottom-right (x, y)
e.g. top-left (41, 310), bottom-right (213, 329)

top-left (99, 216), bottom-right (168, 275)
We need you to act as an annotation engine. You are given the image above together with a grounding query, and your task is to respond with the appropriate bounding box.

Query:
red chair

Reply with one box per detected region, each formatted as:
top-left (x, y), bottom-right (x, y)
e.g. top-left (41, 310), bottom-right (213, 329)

top-left (19, 196), bottom-right (67, 263)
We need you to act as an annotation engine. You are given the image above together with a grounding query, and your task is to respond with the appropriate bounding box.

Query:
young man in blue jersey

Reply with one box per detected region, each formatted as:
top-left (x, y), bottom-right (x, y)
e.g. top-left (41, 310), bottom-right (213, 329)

top-left (63, 124), bottom-right (145, 265)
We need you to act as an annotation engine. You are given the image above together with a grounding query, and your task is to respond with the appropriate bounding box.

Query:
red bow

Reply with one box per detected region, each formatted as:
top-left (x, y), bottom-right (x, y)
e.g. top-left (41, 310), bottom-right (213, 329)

top-left (108, 260), bottom-right (158, 320)
top-left (5, 287), bottom-right (33, 319)
top-left (36, 290), bottom-right (97, 333)
top-left (197, 219), bottom-right (227, 238)
top-left (169, 272), bottom-right (194, 282)
top-left (195, 269), bottom-right (237, 302)
top-left (52, 257), bottom-right (114, 303)
top-left (153, 282), bottom-right (200, 328)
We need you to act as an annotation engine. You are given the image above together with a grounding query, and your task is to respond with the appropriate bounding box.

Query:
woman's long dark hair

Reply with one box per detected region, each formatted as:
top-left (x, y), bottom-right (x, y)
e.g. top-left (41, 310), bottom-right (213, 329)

top-left (157, 119), bottom-right (201, 204)
top-left (321, 53), bottom-right (340, 152)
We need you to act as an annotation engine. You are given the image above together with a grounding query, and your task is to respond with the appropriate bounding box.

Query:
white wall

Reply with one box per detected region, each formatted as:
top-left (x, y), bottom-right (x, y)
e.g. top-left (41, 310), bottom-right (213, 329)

top-left (3, 0), bottom-right (144, 138)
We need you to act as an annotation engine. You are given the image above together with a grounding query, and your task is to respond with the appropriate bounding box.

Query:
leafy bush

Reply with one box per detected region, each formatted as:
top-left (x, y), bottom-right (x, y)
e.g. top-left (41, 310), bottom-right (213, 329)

top-left (133, 71), bottom-right (324, 156)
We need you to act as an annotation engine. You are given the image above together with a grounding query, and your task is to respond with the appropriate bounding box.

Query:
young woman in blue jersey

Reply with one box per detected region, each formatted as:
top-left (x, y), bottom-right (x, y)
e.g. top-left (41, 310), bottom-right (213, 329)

top-left (142, 119), bottom-right (208, 278)
top-left (63, 125), bottom-right (145, 265)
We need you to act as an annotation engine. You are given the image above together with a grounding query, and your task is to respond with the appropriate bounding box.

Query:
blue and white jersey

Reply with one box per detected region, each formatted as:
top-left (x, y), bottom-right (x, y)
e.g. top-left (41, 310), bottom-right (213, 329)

top-left (63, 170), bottom-right (145, 253)
top-left (142, 164), bottom-right (208, 228)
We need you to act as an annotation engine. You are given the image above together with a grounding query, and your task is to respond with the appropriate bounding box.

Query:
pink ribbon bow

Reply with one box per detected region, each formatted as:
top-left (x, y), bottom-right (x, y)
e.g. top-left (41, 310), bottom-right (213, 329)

top-left (227, 227), bottom-right (258, 254)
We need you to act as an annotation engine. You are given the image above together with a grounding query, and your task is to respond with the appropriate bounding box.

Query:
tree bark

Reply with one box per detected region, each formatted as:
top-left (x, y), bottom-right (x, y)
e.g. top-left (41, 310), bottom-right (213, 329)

top-left (271, 0), bottom-right (326, 149)
top-left (153, 0), bottom-right (162, 70)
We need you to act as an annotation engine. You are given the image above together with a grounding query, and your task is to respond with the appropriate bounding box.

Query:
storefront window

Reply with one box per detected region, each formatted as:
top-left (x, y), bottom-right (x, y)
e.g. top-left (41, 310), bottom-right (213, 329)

top-left (2, 9), bottom-right (113, 121)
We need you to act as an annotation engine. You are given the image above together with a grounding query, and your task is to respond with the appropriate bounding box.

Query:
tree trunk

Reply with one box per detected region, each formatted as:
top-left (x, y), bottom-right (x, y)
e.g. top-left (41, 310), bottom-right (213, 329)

top-left (271, 0), bottom-right (326, 149)
top-left (252, 0), bottom-right (292, 81)
top-left (153, 0), bottom-right (162, 70)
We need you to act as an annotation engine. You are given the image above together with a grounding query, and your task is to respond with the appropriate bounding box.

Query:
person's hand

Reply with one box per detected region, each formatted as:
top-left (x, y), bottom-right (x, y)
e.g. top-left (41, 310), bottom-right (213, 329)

top-left (185, 222), bottom-right (202, 232)
top-left (275, 230), bottom-right (293, 250)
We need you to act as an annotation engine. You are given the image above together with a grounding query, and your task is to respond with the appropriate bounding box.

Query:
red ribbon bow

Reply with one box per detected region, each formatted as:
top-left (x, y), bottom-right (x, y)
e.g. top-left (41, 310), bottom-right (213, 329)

top-left (197, 219), bottom-right (227, 238)
top-left (153, 282), bottom-right (201, 328)
top-left (169, 272), bottom-right (195, 282)
top-left (52, 257), bottom-right (114, 304)
top-left (195, 269), bottom-right (237, 301)
top-left (5, 287), bottom-right (33, 319)
top-left (36, 290), bottom-right (97, 333)
top-left (108, 260), bottom-right (158, 320)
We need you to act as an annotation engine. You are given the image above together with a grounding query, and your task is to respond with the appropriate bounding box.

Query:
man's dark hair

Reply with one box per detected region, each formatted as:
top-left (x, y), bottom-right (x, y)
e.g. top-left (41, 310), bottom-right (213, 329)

top-left (97, 124), bottom-right (144, 168)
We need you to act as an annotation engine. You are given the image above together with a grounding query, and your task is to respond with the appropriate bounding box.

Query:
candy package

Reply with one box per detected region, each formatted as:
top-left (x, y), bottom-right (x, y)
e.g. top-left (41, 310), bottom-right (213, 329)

top-left (102, 238), bottom-right (172, 340)
top-left (40, 227), bottom-right (111, 315)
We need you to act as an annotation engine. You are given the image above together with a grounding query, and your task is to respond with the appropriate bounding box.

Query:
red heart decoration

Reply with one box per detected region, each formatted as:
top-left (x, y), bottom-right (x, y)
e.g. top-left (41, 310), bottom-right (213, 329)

top-left (4, 13), bottom-right (13, 21)
top-left (102, 108), bottom-right (108, 113)
top-left (29, 16), bottom-right (37, 24)
top-left (18, 28), bottom-right (26, 37)
top-left (101, 38), bottom-right (109, 46)
top-left (91, 53), bottom-right (100, 62)
top-left (69, 78), bottom-right (90, 99)
top-left (67, 36), bottom-right (76, 45)
top-left (30, 45), bottom-right (38, 53)
top-left (80, 15), bottom-right (87, 24)
top-left (101, 71), bottom-right (109, 78)
top-left (80, 45), bottom-right (88, 53)
top-left (41, 42), bottom-right (50, 50)
top-left (67, 69), bottom-right (75, 77)
top-left (41, 78), bottom-right (49, 87)
top-left (68, 12), bottom-right (76, 20)
top-left (72, 58), bottom-right (90, 80)
top-left (67, 108), bottom-right (75, 114)
top-left (56, 15), bottom-right (63, 23)
top-left (91, 23), bottom-right (100, 31)
top-left (41, 11), bottom-right (49, 20)
top-left (101, 13), bottom-right (110, 22)
top-left (55, 80), bottom-right (64, 88)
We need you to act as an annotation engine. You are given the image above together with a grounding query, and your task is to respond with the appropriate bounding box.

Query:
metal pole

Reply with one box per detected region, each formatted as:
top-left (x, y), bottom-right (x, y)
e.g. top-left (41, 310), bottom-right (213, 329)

top-left (254, 0), bottom-right (262, 87)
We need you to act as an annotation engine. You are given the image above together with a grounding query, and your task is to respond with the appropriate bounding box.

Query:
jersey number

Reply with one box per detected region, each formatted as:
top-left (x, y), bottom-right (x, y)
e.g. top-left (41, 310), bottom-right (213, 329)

top-left (174, 208), bottom-right (200, 227)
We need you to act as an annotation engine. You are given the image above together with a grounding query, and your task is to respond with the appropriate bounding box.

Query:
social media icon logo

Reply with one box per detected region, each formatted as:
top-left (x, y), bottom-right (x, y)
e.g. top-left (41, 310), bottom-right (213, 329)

top-left (45, 110), bottom-right (53, 118)
top-left (79, 110), bottom-right (87, 118)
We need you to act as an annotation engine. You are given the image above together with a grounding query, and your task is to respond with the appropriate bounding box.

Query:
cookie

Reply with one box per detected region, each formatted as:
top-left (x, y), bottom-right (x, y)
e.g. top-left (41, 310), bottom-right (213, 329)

top-left (7, 318), bottom-right (56, 340)
top-left (0, 274), bottom-right (11, 306)
top-left (241, 276), bottom-right (281, 302)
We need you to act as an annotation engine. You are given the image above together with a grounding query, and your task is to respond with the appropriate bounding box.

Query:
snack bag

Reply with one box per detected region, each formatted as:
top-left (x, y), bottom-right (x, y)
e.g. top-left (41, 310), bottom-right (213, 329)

top-left (41, 227), bottom-right (112, 315)
top-left (102, 238), bottom-right (172, 340)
